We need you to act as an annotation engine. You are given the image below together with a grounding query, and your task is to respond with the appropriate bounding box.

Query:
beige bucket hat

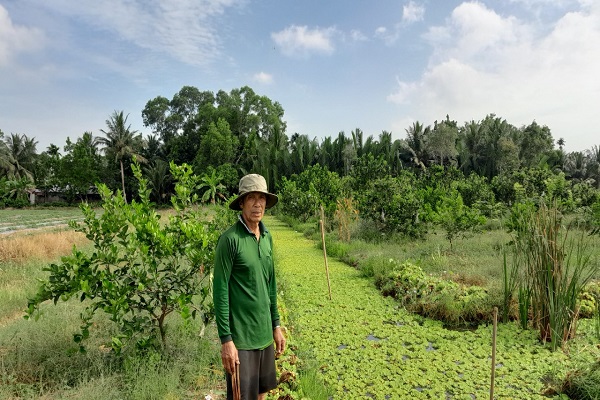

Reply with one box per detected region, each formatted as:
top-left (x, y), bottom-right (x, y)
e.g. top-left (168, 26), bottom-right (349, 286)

top-left (229, 174), bottom-right (279, 210)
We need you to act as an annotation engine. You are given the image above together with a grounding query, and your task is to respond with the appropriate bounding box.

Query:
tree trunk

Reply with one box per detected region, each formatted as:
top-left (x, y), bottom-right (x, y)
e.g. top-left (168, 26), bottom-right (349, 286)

top-left (120, 160), bottom-right (127, 203)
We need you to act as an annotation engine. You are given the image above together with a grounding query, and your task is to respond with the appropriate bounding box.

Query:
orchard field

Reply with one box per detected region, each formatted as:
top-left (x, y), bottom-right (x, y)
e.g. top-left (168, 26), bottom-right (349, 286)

top-left (1, 208), bottom-right (600, 399)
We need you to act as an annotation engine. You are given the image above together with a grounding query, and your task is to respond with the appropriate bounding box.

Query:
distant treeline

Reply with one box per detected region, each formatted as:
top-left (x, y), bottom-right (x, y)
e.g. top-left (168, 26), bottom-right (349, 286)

top-left (1, 85), bottom-right (599, 210)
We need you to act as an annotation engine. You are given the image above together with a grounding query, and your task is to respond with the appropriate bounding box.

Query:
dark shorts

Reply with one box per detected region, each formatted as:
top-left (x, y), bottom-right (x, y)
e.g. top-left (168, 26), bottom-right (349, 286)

top-left (226, 343), bottom-right (277, 400)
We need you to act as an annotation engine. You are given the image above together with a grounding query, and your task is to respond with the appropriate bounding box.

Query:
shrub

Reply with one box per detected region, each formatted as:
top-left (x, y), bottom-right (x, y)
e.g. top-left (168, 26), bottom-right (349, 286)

top-left (374, 260), bottom-right (491, 327)
top-left (277, 165), bottom-right (343, 222)
top-left (26, 161), bottom-right (221, 353)
top-left (434, 189), bottom-right (486, 251)
top-left (357, 173), bottom-right (426, 238)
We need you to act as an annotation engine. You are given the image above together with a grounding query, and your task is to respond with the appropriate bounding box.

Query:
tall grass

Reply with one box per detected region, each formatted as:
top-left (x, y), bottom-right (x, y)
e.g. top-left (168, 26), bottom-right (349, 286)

top-left (0, 230), bottom-right (90, 323)
top-left (510, 204), bottom-right (598, 350)
top-left (0, 225), bottom-right (224, 399)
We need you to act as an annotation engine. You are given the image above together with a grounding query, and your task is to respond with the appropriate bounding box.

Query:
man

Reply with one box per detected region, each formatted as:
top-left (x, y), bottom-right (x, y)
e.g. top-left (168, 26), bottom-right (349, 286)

top-left (213, 173), bottom-right (286, 400)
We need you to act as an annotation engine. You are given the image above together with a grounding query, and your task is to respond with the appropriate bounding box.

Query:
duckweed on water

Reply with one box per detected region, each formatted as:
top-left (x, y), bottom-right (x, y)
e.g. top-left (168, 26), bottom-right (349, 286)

top-left (267, 217), bottom-right (600, 399)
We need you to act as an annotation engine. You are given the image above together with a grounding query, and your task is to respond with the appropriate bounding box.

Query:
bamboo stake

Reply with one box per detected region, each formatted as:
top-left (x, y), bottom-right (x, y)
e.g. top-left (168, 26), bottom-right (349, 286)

top-left (490, 307), bottom-right (498, 400)
top-left (319, 205), bottom-right (332, 300)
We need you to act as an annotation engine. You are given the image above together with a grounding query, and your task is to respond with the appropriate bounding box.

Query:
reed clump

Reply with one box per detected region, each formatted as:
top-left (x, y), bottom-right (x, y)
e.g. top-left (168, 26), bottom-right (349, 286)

top-left (507, 202), bottom-right (598, 350)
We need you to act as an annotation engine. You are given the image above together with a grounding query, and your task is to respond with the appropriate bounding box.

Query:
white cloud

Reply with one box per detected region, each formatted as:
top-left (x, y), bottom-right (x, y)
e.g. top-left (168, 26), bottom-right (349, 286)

top-left (0, 5), bottom-right (44, 66)
top-left (253, 72), bottom-right (273, 84)
top-left (403, 1), bottom-right (425, 23)
top-left (374, 25), bottom-right (400, 45)
top-left (37, 0), bottom-right (240, 66)
top-left (271, 25), bottom-right (337, 57)
top-left (350, 29), bottom-right (368, 42)
top-left (375, 2), bottom-right (425, 46)
top-left (388, 1), bottom-right (600, 151)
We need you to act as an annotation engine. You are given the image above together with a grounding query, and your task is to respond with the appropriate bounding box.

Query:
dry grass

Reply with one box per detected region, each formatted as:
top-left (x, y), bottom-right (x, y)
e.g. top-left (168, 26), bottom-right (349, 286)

top-left (0, 229), bottom-right (89, 264)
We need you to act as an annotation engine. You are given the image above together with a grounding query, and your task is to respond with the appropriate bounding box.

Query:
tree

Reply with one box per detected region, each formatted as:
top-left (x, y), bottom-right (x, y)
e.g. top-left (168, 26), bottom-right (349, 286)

top-left (585, 145), bottom-right (600, 188)
top-left (564, 151), bottom-right (587, 183)
top-left (143, 159), bottom-right (172, 204)
top-left (426, 117), bottom-right (458, 166)
top-left (358, 173), bottom-right (425, 237)
top-left (99, 111), bottom-right (146, 202)
top-left (435, 189), bottom-right (486, 251)
top-left (26, 161), bottom-right (221, 352)
top-left (457, 121), bottom-right (482, 175)
top-left (1, 132), bottom-right (38, 181)
top-left (290, 133), bottom-right (318, 175)
top-left (198, 168), bottom-right (226, 205)
top-left (351, 128), bottom-right (364, 158)
top-left (195, 118), bottom-right (238, 169)
top-left (403, 121), bottom-right (428, 171)
top-left (475, 115), bottom-right (519, 179)
top-left (33, 144), bottom-right (62, 199)
top-left (60, 132), bottom-right (103, 203)
top-left (519, 121), bottom-right (554, 168)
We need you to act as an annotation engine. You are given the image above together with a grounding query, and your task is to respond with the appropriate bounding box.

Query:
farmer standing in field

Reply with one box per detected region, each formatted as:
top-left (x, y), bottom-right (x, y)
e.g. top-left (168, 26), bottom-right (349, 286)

top-left (213, 173), bottom-right (286, 400)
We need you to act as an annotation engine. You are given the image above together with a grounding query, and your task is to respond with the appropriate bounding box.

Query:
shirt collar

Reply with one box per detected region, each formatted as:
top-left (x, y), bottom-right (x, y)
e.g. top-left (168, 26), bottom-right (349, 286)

top-left (238, 215), bottom-right (268, 236)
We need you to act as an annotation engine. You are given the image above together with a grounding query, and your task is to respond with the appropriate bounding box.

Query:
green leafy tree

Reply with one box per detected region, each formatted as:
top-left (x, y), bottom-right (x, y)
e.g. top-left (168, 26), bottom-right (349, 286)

top-left (4, 177), bottom-right (34, 206)
top-left (289, 133), bottom-right (318, 175)
top-left (358, 172), bottom-right (425, 237)
top-left (1, 132), bottom-right (38, 181)
top-left (99, 111), bottom-right (146, 202)
top-left (26, 161), bottom-right (219, 352)
top-left (33, 144), bottom-right (62, 200)
top-left (195, 118), bottom-right (239, 169)
top-left (519, 121), bottom-right (554, 169)
top-left (60, 133), bottom-right (102, 203)
top-left (198, 168), bottom-right (226, 205)
top-left (426, 116), bottom-right (459, 166)
top-left (402, 121), bottom-right (428, 171)
top-left (349, 153), bottom-right (390, 192)
top-left (435, 189), bottom-right (486, 251)
top-left (143, 159), bottom-right (172, 204)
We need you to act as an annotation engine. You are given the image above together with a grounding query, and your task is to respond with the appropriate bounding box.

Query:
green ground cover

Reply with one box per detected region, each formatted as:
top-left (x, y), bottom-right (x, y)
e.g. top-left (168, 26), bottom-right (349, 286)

top-left (1, 211), bottom-right (599, 399)
top-left (269, 217), bottom-right (600, 399)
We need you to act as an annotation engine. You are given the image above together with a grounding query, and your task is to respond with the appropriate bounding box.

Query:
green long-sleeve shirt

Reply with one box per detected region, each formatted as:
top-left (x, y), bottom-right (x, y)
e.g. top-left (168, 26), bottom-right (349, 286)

top-left (213, 217), bottom-right (280, 350)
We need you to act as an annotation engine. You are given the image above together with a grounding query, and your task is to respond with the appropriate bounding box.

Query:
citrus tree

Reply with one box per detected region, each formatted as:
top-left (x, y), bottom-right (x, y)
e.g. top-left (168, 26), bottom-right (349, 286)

top-left (26, 161), bottom-right (223, 353)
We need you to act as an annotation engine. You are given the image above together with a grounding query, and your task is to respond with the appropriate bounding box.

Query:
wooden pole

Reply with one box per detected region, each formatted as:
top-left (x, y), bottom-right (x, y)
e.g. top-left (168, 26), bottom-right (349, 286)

top-left (490, 307), bottom-right (498, 400)
top-left (319, 205), bottom-right (332, 300)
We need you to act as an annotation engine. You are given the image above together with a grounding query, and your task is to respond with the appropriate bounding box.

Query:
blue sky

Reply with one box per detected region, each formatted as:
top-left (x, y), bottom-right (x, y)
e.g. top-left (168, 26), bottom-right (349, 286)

top-left (1, 0), bottom-right (598, 153)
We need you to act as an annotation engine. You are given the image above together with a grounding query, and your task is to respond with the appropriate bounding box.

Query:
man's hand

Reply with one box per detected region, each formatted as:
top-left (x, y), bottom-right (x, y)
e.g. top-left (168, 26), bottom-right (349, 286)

top-left (273, 327), bottom-right (286, 356)
top-left (221, 341), bottom-right (239, 375)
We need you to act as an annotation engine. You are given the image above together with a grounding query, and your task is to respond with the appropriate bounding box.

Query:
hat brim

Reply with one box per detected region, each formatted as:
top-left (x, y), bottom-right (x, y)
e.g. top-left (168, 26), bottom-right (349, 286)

top-left (229, 191), bottom-right (279, 211)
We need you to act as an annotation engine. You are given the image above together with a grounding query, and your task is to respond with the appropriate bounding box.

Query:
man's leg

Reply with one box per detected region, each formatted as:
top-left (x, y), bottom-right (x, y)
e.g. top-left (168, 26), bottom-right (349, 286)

top-left (257, 344), bottom-right (277, 396)
top-left (227, 345), bottom-right (277, 400)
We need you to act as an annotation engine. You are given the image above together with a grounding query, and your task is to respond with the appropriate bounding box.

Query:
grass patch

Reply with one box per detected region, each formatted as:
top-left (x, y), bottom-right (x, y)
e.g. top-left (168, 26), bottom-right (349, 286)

top-left (0, 208), bottom-right (226, 399)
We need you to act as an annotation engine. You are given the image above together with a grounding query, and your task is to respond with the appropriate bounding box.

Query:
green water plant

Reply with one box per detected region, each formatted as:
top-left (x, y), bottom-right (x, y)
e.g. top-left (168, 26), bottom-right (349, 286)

top-left (507, 202), bottom-right (598, 350)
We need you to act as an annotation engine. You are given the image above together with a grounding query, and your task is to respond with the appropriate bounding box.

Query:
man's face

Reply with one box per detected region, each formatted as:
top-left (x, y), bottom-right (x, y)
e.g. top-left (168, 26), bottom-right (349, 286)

top-left (240, 192), bottom-right (267, 225)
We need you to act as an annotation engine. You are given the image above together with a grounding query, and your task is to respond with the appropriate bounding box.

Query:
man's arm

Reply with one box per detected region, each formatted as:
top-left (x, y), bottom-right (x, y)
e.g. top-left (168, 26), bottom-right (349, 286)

top-left (269, 234), bottom-right (285, 355)
top-left (213, 235), bottom-right (234, 343)
top-left (213, 234), bottom-right (240, 373)
top-left (273, 326), bottom-right (286, 355)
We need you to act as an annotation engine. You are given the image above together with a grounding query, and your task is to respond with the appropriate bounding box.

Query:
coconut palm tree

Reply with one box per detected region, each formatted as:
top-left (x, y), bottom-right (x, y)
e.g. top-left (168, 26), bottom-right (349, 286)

top-left (0, 133), bottom-right (38, 181)
top-left (403, 121), bottom-right (428, 171)
top-left (99, 111), bottom-right (146, 202)
top-left (144, 159), bottom-right (171, 204)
